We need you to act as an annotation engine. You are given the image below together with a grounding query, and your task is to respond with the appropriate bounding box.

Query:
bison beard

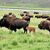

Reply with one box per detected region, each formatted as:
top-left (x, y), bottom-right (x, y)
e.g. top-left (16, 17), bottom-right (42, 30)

top-left (0, 18), bottom-right (29, 33)
top-left (38, 20), bottom-right (50, 31)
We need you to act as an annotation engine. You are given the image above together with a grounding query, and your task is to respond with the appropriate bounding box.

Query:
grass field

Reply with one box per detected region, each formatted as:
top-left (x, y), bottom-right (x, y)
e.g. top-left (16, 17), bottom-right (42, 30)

top-left (0, 0), bottom-right (50, 8)
top-left (0, 6), bottom-right (50, 10)
top-left (0, 10), bottom-right (50, 50)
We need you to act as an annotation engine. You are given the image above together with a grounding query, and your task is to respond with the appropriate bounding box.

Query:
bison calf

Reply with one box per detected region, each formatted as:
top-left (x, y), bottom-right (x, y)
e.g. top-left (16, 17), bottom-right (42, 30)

top-left (26, 26), bottom-right (35, 33)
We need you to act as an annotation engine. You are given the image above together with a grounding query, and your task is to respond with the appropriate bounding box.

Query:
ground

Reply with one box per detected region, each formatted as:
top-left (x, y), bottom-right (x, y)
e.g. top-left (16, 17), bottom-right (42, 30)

top-left (0, 10), bottom-right (50, 50)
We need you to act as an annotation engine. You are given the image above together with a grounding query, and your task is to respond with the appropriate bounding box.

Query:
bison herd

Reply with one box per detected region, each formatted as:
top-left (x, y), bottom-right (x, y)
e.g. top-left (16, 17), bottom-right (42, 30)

top-left (0, 12), bottom-right (34, 33)
top-left (0, 11), bottom-right (50, 33)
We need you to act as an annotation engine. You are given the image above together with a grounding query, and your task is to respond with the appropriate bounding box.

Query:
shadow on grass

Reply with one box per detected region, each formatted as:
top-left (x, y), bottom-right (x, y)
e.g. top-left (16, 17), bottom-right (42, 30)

top-left (11, 41), bottom-right (18, 46)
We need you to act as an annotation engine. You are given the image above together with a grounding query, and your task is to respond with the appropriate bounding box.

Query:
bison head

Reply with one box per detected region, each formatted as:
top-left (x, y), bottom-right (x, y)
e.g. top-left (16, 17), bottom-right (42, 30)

top-left (0, 18), bottom-right (7, 27)
top-left (38, 21), bottom-right (48, 29)
top-left (0, 18), bottom-right (10, 28)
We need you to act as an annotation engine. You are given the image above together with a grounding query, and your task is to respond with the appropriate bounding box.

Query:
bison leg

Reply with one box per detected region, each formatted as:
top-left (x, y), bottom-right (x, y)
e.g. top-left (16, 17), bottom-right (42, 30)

top-left (14, 29), bottom-right (16, 32)
top-left (23, 28), bottom-right (27, 33)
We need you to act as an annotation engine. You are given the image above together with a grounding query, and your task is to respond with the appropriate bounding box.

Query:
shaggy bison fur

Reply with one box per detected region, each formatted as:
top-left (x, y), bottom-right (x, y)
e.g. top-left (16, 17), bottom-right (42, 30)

top-left (38, 20), bottom-right (50, 31)
top-left (0, 13), bottom-right (29, 33)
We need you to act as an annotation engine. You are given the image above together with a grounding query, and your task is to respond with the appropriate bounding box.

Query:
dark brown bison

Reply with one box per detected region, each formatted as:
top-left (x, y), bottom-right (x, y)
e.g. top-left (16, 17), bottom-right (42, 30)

top-left (22, 16), bottom-right (30, 22)
top-left (28, 15), bottom-right (33, 18)
top-left (20, 14), bottom-right (33, 22)
top-left (41, 15), bottom-right (49, 18)
top-left (3, 13), bottom-right (17, 24)
top-left (23, 11), bottom-right (29, 14)
top-left (3, 13), bottom-right (30, 23)
top-left (38, 20), bottom-right (50, 31)
top-left (9, 12), bottom-right (12, 15)
top-left (10, 19), bottom-right (29, 33)
top-left (20, 11), bottom-right (29, 17)
top-left (47, 17), bottom-right (50, 21)
top-left (20, 11), bottom-right (33, 21)
top-left (34, 12), bottom-right (39, 14)
top-left (35, 15), bottom-right (42, 18)
top-left (0, 14), bottom-right (29, 33)
top-left (35, 15), bottom-right (48, 18)
top-left (3, 13), bottom-right (16, 19)
top-left (20, 13), bottom-right (24, 17)
top-left (22, 15), bottom-right (33, 22)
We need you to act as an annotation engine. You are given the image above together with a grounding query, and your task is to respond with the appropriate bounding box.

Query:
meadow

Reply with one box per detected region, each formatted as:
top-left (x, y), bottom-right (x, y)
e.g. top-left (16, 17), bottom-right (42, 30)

top-left (0, 10), bottom-right (50, 50)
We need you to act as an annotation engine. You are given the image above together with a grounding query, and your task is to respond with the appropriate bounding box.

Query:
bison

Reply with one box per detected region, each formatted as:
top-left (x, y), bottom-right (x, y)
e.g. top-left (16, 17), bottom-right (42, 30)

top-left (35, 15), bottom-right (49, 18)
top-left (3, 13), bottom-right (17, 24)
top-left (22, 15), bottom-right (33, 23)
top-left (20, 11), bottom-right (33, 22)
top-left (0, 14), bottom-right (29, 33)
top-left (26, 26), bottom-right (35, 33)
top-left (0, 18), bottom-right (10, 28)
top-left (23, 11), bottom-right (29, 14)
top-left (26, 14), bottom-right (33, 18)
top-left (3, 13), bottom-right (30, 23)
top-left (35, 15), bottom-right (42, 18)
top-left (9, 19), bottom-right (29, 33)
top-left (38, 20), bottom-right (50, 31)
top-left (20, 11), bottom-right (29, 17)
top-left (34, 12), bottom-right (39, 14)
top-left (20, 13), bottom-right (24, 17)
top-left (47, 17), bottom-right (50, 21)
top-left (41, 15), bottom-right (49, 18)
top-left (22, 16), bottom-right (30, 22)
top-left (3, 13), bottom-right (16, 21)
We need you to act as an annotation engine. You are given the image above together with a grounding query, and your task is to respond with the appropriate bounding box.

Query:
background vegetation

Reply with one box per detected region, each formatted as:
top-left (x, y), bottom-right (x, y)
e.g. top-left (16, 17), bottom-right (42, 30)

top-left (0, 0), bottom-right (50, 10)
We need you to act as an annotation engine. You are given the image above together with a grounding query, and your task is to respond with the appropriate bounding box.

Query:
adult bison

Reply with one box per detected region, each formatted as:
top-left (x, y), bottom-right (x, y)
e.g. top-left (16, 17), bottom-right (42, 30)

top-left (3, 13), bottom-right (16, 21)
top-left (20, 13), bottom-right (24, 17)
top-left (20, 11), bottom-right (33, 22)
top-left (22, 16), bottom-right (30, 22)
top-left (38, 20), bottom-right (50, 31)
top-left (34, 12), bottom-right (39, 14)
top-left (0, 18), bottom-right (10, 28)
top-left (41, 15), bottom-right (49, 18)
top-left (47, 17), bottom-right (50, 21)
top-left (23, 11), bottom-right (28, 13)
top-left (35, 15), bottom-right (49, 18)
top-left (20, 11), bottom-right (29, 17)
top-left (35, 15), bottom-right (42, 18)
top-left (27, 15), bottom-right (33, 18)
top-left (0, 14), bottom-right (29, 33)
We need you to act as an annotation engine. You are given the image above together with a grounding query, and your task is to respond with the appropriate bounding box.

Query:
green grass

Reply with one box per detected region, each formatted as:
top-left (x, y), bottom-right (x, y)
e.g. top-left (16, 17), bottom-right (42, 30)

top-left (0, 10), bottom-right (50, 50)
top-left (0, 0), bottom-right (50, 9)
top-left (0, 4), bottom-right (50, 10)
